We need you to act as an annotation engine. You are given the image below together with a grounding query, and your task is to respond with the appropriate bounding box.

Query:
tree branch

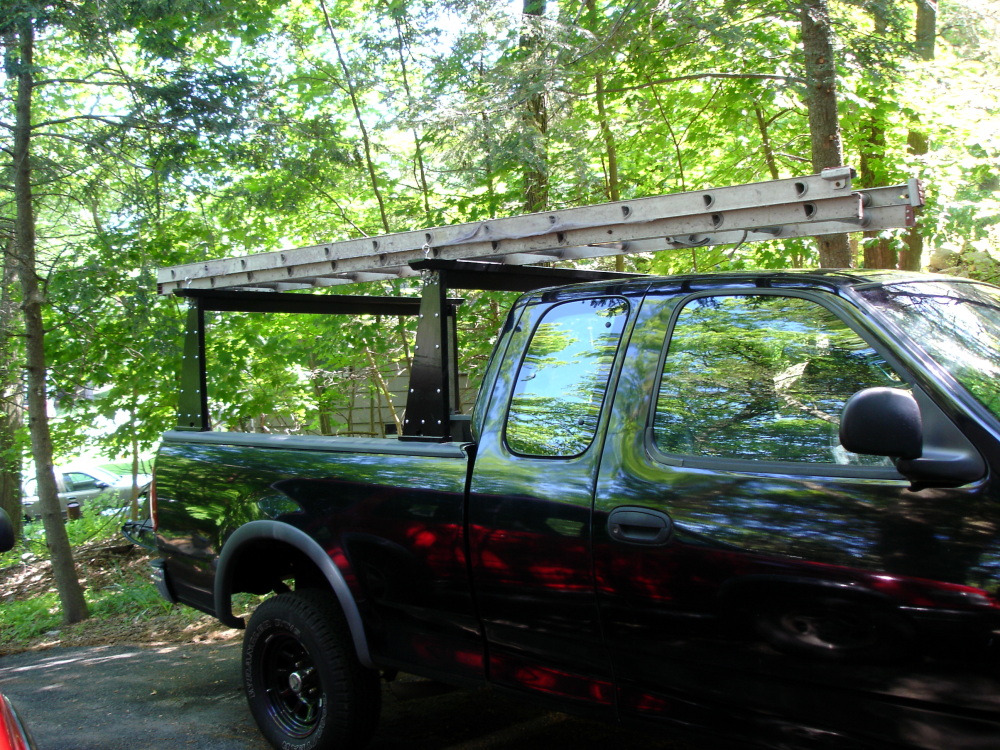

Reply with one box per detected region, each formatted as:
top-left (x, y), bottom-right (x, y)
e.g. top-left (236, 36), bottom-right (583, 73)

top-left (31, 113), bottom-right (125, 129)
top-left (33, 77), bottom-right (129, 88)
top-left (597, 72), bottom-right (805, 96)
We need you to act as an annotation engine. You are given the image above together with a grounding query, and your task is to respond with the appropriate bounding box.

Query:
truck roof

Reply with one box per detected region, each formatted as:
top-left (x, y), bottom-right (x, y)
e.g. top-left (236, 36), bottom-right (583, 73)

top-left (513, 268), bottom-right (960, 300)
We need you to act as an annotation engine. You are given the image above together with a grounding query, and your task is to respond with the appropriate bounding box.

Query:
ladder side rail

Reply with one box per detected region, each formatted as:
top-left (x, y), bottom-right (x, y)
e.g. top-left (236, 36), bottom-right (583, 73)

top-left (443, 184), bottom-right (919, 263)
top-left (658, 204), bottom-right (919, 253)
top-left (157, 179), bottom-right (922, 294)
top-left (447, 194), bottom-right (862, 259)
top-left (158, 170), bottom-right (856, 291)
top-left (160, 194), bottom-right (864, 293)
top-left (544, 185), bottom-right (920, 260)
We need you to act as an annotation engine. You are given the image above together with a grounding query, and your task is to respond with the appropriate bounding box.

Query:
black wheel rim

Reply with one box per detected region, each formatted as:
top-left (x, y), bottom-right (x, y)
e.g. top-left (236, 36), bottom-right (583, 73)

top-left (259, 630), bottom-right (325, 738)
top-left (778, 609), bottom-right (877, 651)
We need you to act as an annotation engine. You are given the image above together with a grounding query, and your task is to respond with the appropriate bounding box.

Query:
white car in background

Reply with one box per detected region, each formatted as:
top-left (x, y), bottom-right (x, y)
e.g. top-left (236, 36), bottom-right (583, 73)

top-left (22, 464), bottom-right (152, 519)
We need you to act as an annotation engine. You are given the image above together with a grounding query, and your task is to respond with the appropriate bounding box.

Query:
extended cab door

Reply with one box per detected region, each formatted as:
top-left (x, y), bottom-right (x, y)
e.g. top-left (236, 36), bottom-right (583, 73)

top-left (593, 282), bottom-right (1000, 748)
top-left (468, 284), bottom-right (645, 715)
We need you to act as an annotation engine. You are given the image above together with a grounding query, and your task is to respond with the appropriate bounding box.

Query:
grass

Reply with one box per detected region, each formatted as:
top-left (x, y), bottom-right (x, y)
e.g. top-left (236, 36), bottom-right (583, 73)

top-left (0, 565), bottom-right (187, 653)
top-left (0, 593), bottom-right (63, 644)
top-left (0, 471), bottom-right (267, 654)
top-left (0, 494), bottom-right (227, 655)
top-left (89, 573), bottom-right (175, 618)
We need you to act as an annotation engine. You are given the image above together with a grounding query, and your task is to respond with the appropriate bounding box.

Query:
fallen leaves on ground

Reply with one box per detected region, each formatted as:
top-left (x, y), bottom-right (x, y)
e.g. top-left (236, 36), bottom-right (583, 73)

top-left (0, 543), bottom-right (239, 656)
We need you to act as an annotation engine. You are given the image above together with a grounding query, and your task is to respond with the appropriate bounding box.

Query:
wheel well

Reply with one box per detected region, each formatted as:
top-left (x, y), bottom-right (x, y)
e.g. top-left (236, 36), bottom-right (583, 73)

top-left (216, 522), bottom-right (374, 667)
top-left (228, 538), bottom-right (328, 597)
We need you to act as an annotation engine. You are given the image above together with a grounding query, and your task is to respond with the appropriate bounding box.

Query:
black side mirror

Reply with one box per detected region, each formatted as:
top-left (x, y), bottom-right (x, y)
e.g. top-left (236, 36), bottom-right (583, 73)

top-left (0, 507), bottom-right (14, 553)
top-left (841, 387), bottom-right (985, 488)
top-left (840, 387), bottom-right (923, 460)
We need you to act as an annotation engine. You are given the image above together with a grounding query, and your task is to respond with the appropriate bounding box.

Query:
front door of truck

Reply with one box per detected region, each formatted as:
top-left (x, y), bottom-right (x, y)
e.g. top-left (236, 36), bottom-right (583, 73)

top-left (593, 285), bottom-right (1000, 748)
top-left (468, 288), bottom-right (641, 716)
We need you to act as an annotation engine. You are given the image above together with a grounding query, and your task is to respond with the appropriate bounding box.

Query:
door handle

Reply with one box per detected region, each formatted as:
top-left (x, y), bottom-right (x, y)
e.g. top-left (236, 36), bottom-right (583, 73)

top-left (607, 506), bottom-right (673, 546)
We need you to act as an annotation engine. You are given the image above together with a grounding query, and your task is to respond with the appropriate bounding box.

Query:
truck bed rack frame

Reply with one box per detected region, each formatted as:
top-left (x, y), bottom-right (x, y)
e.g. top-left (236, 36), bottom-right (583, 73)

top-left (163, 168), bottom-right (924, 441)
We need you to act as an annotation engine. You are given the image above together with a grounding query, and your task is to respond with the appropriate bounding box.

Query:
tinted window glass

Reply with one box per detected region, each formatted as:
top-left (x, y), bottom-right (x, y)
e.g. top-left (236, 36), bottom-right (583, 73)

top-left (64, 472), bottom-right (103, 491)
top-left (859, 281), bottom-right (1000, 420)
top-left (507, 298), bottom-right (629, 457)
top-left (654, 294), bottom-right (903, 464)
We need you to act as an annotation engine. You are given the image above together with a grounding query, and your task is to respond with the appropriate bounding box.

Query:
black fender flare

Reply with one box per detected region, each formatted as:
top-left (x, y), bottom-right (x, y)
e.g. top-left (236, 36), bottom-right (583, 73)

top-left (215, 520), bottom-right (373, 668)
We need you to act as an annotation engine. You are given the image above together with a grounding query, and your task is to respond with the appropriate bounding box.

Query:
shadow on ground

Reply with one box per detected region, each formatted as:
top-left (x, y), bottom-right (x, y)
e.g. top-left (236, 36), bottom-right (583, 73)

top-left (0, 642), bottom-right (691, 750)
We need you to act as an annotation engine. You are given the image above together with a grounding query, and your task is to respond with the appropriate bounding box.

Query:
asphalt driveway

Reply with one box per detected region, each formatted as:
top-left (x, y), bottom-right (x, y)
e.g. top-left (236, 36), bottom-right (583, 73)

top-left (0, 642), bottom-right (266, 749)
top-left (0, 642), bottom-right (689, 750)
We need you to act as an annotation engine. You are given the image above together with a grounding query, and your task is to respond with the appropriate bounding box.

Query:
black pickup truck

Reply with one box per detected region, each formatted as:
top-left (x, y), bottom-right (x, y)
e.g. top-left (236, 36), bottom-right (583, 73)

top-left (140, 268), bottom-right (1000, 750)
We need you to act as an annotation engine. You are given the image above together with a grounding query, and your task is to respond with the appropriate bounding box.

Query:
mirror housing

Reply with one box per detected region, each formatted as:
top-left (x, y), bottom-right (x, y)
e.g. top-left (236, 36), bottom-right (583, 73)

top-left (840, 387), bottom-right (923, 460)
top-left (841, 387), bottom-right (985, 488)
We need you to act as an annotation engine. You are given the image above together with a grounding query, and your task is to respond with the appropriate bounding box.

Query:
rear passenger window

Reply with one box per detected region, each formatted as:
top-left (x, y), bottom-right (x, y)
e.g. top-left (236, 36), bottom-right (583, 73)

top-left (506, 298), bottom-right (629, 457)
top-left (653, 294), bottom-right (904, 465)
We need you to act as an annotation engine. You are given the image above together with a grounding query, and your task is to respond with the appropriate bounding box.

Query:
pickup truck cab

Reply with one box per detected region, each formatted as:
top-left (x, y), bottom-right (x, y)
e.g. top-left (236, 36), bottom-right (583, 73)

top-left (146, 269), bottom-right (1000, 750)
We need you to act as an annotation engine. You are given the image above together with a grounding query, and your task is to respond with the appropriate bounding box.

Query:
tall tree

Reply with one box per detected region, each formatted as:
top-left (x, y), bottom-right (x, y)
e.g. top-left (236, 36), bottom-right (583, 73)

top-left (901, 0), bottom-right (937, 271)
top-left (0, 222), bottom-right (23, 541)
top-left (8, 11), bottom-right (89, 622)
top-left (2, 0), bottom-right (283, 622)
top-left (915, 0), bottom-right (937, 61)
top-left (581, 0), bottom-right (623, 268)
top-left (520, 0), bottom-right (549, 212)
top-left (800, 0), bottom-right (850, 267)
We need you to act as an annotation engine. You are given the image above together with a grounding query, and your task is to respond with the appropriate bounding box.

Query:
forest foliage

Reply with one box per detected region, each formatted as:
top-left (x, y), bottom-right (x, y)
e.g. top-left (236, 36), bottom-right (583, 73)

top-left (1, 0), bottom-right (999, 479)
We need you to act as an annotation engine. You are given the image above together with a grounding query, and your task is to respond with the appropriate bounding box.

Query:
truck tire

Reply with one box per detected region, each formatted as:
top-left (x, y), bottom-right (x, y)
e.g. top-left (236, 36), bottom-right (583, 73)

top-left (243, 589), bottom-right (381, 750)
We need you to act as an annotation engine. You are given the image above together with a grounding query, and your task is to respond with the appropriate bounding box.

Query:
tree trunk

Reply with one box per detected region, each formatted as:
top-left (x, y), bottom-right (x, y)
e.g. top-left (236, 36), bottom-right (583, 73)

top-left (521, 0), bottom-right (548, 213)
top-left (10, 19), bottom-right (89, 624)
top-left (0, 228), bottom-right (23, 540)
top-left (585, 0), bottom-right (622, 270)
top-left (859, 116), bottom-right (897, 269)
top-left (596, 73), bottom-right (619, 207)
top-left (800, 0), bottom-right (851, 267)
top-left (129, 419), bottom-right (143, 521)
top-left (755, 107), bottom-right (781, 180)
top-left (900, 0), bottom-right (936, 272)
top-left (855, 9), bottom-right (897, 270)
top-left (915, 0), bottom-right (937, 62)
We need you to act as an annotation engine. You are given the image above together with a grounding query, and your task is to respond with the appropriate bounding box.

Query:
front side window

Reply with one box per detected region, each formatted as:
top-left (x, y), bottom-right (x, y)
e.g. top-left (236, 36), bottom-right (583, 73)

top-left (506, 298), bottom-right (629, 457)
top-left (653, 294), bottom-right (904, 465)
top-left (858, 281), bottom-right (1000, 420)
top-left (64, 472), bottom-right (103, 491)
